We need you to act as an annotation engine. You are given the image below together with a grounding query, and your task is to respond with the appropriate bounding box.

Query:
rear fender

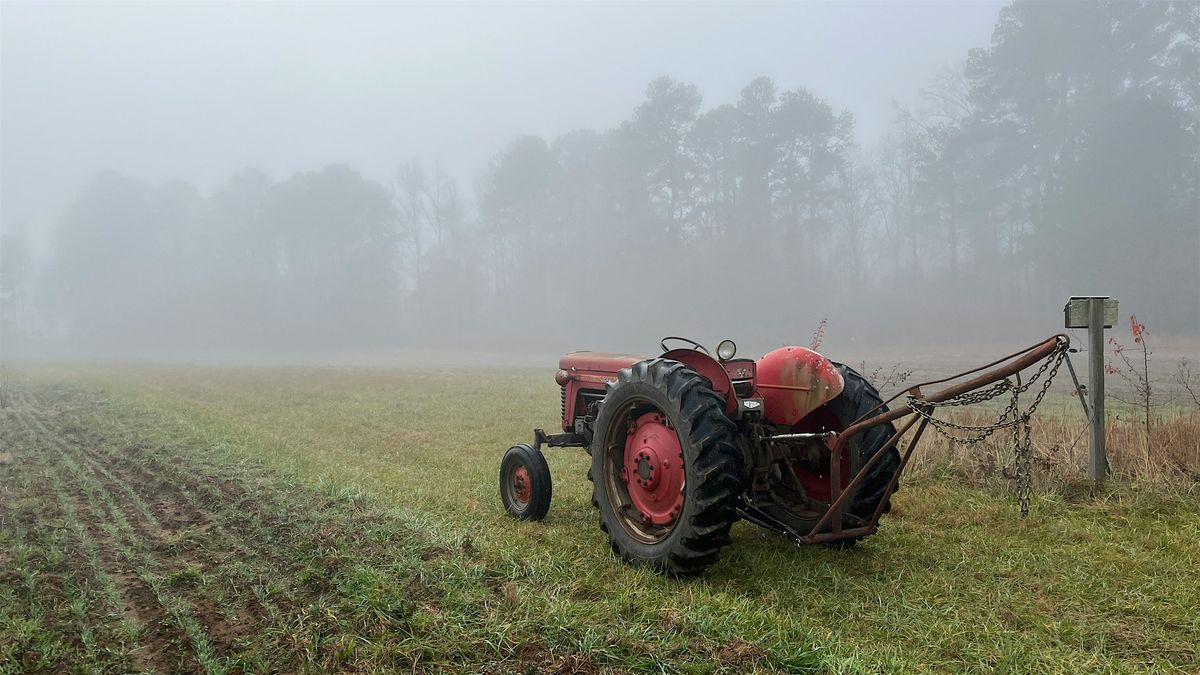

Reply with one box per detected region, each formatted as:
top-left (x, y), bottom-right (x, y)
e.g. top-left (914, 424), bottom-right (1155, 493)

top-left (662, 349), bottom-right (738, 415)
top-left (755, 347), bottom-right (845, 426)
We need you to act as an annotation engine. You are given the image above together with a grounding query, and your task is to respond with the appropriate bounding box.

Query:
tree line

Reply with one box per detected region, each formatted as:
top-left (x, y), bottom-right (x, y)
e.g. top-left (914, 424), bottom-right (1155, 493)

top-left (2, 1), bottom-right (1196, 356)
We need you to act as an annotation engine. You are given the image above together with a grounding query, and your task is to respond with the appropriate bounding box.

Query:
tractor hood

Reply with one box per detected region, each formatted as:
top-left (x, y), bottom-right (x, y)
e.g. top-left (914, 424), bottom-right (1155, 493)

top-left (755, 347), bottom-right (845, 426)
top-left (558, 352), bottom-right (646, 375)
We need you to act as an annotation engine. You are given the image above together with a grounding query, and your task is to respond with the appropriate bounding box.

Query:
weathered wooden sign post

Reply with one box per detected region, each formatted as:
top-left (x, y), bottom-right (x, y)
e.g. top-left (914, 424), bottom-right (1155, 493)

top-left (1064, 296), bottom-right (1118, 481)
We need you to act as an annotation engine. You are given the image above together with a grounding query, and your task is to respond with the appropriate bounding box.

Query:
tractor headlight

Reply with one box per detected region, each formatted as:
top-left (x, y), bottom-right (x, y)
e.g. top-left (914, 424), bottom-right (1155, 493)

top-left (716, 339), bottom-right (737, 362)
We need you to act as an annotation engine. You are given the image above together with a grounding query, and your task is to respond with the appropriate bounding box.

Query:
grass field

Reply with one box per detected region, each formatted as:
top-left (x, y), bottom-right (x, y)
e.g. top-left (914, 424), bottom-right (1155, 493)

top-left (2, 362), bottom-right (1199, 673)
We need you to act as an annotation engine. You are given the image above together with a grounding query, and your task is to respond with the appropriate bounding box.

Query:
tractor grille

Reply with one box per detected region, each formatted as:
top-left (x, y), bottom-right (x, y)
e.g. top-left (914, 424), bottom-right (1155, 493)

top-left (560, 385), bottom-right (568, 420)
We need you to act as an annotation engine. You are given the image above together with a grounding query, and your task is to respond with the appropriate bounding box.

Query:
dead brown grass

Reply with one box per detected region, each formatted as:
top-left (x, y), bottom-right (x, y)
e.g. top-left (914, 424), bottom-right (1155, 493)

top-left (908, 407), bottom-right (1200, 488)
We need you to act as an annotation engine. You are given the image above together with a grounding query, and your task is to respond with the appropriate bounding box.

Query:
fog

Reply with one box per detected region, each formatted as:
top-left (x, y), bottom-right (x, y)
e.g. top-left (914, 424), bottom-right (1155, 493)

top-left (2, 1), bottom-right (1197, 363)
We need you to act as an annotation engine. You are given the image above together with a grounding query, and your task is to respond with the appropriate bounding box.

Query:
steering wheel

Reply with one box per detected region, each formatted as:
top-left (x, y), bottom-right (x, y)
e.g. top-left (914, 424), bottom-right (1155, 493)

top-left (660, 336), bottom-right (710, 355)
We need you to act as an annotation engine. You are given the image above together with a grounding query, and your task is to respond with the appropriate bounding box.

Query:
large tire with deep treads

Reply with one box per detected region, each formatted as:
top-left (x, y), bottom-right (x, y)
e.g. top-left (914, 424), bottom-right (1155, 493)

top-left (827, 363), bottom-right (901, 522)
top-left (589, 359), bottom-right (743, 577)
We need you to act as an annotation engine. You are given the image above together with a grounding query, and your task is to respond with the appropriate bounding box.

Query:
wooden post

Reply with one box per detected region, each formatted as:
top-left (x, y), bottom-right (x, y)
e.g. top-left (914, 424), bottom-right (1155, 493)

top-left (1065, 296), bottom-right (1115, 482)
top-left (1087, 298), bottom-right (1108, 481)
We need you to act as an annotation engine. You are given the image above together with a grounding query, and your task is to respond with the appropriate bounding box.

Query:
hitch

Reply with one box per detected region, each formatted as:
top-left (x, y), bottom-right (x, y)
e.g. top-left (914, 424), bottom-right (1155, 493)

top-left (532, 428), bottom-right (587, 452)
top-left (809, 334), bottom-right (1069, 543)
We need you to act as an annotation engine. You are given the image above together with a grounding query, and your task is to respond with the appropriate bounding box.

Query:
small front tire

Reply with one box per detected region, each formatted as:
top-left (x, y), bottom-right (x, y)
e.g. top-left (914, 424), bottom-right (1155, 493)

top-left (500, 444), bottom-right (552, 521)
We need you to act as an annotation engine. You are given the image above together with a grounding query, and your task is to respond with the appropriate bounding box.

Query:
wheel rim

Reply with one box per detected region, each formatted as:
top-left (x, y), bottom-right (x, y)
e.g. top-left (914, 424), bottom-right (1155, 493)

top-left (788, 406), bottom-right (850, 504)
top-left (509, 465), bottom-right (532, 508)
top-left (602, 399), bottom-right (686, 543)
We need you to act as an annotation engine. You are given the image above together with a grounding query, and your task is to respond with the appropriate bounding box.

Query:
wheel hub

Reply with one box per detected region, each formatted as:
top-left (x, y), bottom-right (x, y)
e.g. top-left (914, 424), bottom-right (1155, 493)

top-left (511, 466), bottom-right (532, 506)
top-left (621, 412), bottom-right (684, 526)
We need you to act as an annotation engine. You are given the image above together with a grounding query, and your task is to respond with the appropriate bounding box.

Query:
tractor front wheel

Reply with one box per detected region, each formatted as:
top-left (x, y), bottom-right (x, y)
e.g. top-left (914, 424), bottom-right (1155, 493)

top-left (500, 444), bottom-right (552, 521)
top-left (590, 359), bottom-right (743, 576)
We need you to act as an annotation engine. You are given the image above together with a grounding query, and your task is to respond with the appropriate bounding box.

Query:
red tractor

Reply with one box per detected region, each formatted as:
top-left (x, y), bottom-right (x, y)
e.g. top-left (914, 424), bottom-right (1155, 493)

top-left (499, 335), bottom-right (1067, 576)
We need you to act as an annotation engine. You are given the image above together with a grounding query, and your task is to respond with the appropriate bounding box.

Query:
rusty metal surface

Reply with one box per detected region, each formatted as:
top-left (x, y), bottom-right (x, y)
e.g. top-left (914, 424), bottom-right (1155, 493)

top-left (841, 335), bottom-right (1066, 436)
top-left (822, 413), bottom-right (922, 537)
top-left (755, 346), bottom-right (845, 426)
top-left (805, 334), bottom-right (1070, 543)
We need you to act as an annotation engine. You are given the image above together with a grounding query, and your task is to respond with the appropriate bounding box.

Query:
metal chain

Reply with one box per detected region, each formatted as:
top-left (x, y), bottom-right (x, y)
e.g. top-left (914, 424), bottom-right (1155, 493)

top-left (906, 338), bottom-right (1068, 516)
top-left (1014, 414), bottom-right (1034, 517)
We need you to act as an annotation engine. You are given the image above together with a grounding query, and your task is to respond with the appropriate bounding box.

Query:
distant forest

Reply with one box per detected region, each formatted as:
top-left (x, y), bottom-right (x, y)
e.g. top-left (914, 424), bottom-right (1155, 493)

top-left (2, 1), bottom-right (1196, 355)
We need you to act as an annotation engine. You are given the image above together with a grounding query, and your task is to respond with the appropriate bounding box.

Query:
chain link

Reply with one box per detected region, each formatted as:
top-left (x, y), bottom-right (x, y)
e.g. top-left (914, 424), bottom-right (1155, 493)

top-left (906, 338), bottom-right (1068, 517)
top-left (1014, 415), bottom-right (1034, 517)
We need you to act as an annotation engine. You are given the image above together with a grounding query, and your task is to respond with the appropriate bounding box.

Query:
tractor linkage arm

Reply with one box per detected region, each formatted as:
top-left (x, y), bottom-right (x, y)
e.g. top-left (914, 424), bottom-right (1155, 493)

top-left (807, 333), bottom-right (1070, 545)
top-left (531, 428), bottom-right (587, 451)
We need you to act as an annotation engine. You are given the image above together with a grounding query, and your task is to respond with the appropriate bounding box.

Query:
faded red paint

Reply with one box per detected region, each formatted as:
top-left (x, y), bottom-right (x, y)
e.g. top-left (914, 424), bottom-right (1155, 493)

top-left (787, 406), bottom-right (850, 503)
top-left (558, 352), bottom-right (645, 373)
top-left (722, 359), bottom-right (756, 381)
top-left (557, 352), bottom-right (648, 430)
top-left (755, 346), bottom-right (844, 426)
top-left (623, 412), bottom-right (685, 527)
top-left (662, 348), bottom-right (737, 414)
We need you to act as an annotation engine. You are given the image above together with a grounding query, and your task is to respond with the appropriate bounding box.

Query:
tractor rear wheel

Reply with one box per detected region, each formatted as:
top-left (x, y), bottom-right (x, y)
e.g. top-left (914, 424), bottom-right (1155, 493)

top-left (830, 363), bottom-right (901, 522)
top-left (589, 359), bottom-right (743, 576)
top-left (763, 362), bottom-right (900, 544)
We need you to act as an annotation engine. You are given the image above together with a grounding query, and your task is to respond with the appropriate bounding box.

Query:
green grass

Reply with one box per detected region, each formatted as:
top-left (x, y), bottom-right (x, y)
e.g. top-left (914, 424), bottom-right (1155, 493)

top-left (3, 362), bottom-right (1199, 673)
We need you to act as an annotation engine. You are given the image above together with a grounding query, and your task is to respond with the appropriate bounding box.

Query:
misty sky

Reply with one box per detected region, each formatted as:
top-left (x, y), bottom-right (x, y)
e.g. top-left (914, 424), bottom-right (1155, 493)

top-left (2, 1), bottom-right (1004, 256)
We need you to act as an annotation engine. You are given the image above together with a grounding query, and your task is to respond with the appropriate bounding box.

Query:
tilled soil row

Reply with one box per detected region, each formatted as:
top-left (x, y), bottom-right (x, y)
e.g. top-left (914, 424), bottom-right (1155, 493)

top-left (7, 389), bottom-right (202, 673)
top-left (0, 384), bottom-right (492, 673)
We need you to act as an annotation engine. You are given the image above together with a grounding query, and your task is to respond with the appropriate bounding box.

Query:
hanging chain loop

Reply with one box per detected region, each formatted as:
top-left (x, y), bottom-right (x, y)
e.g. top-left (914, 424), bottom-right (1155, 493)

top-left (905, 338), bottom-right (1068, 516)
